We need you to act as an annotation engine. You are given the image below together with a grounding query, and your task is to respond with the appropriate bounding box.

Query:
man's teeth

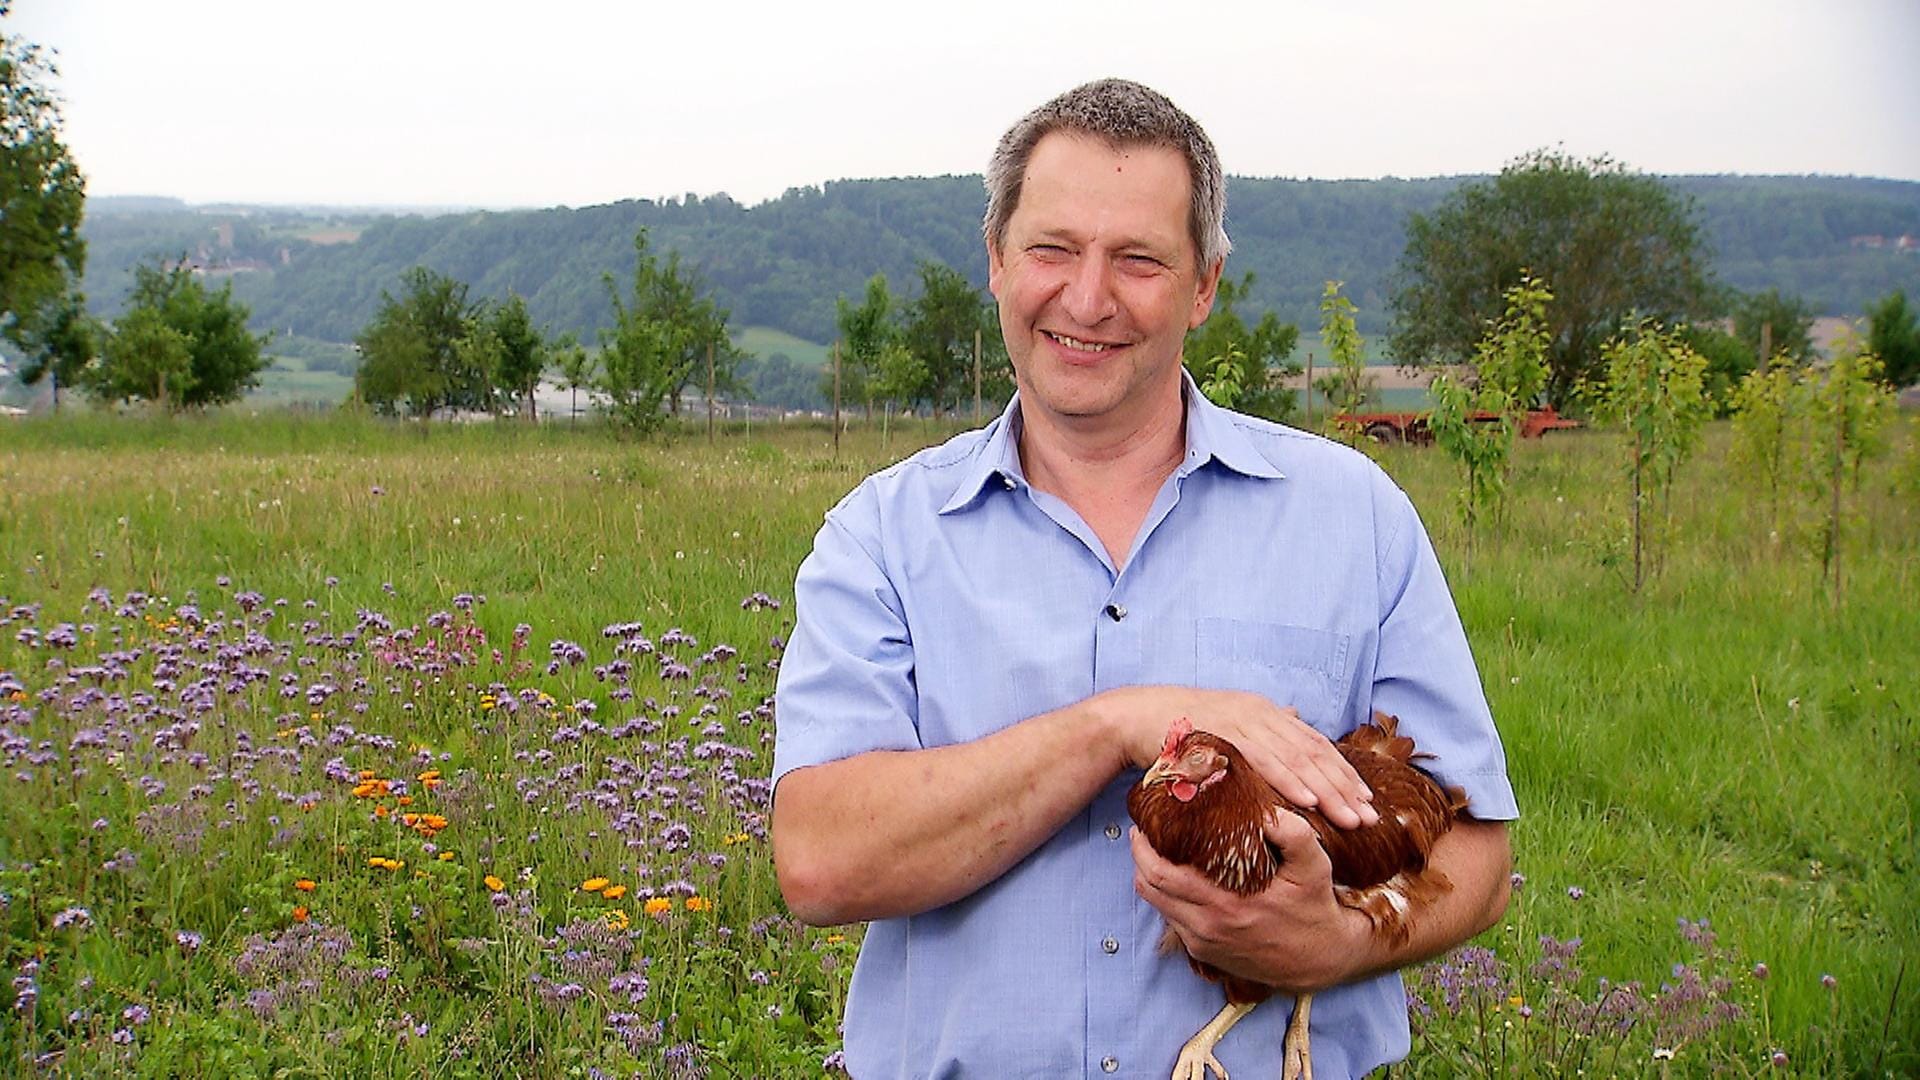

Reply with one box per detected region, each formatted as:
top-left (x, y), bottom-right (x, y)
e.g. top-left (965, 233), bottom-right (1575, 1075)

top-left (1049, 332), bottom-right (1112, 353)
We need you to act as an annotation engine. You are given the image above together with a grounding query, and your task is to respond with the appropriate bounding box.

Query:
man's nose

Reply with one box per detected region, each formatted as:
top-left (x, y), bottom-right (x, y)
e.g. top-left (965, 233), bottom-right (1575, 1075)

top-left (1060, 254), bottom-right (1117, 326)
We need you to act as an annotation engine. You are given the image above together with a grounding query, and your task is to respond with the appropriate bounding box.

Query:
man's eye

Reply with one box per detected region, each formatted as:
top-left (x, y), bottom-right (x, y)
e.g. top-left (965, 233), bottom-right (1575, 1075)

top-left (1030, 244), bottom-right (1069, 259)
top-left (1121, 254), bottom-right (1164, 271)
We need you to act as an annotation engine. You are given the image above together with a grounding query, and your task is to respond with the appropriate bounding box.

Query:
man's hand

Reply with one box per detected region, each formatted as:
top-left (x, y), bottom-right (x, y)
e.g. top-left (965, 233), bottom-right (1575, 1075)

top-left (1130, 809), bottom-right (1371, 994)
top-left (1100, 685), bottom-right (1378, 829)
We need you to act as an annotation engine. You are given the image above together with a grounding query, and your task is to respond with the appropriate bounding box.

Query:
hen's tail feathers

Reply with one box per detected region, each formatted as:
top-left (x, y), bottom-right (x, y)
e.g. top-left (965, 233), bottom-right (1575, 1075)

top-left (1345, 711), bottom-right (1417, 764)
top-left (1348, 711), bottom-right (1472, 818)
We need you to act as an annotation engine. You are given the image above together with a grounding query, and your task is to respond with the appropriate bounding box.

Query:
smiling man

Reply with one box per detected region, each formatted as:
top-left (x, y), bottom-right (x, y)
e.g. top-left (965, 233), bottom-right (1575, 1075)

top-left (772, 79), bottom-right (1516, 1079)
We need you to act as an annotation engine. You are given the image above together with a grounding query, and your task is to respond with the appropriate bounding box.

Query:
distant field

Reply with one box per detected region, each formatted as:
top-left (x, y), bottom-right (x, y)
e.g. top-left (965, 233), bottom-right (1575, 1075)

top-left (248, 355), bottom-right (355, 408)
top-left (734, 326), bottom-right (830, 369)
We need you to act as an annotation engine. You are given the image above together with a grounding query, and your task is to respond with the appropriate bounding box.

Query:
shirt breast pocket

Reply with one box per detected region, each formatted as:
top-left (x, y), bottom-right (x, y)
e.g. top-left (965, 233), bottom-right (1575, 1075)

top-left (1195, 618), bottom-right (1354, 736)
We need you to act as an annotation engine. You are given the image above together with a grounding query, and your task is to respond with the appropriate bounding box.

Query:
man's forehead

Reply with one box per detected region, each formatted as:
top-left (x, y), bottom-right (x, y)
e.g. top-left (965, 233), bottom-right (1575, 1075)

top-left (1008, 133), bottom-right (1193, 244)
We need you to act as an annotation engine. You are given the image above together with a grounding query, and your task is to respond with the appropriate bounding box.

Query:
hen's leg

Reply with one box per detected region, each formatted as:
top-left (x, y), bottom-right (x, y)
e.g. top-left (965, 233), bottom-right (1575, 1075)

top-left (1171, 1000), bottom-right (1257, 1080)
top-left (1281, 993), bottom-right (1313, 1080)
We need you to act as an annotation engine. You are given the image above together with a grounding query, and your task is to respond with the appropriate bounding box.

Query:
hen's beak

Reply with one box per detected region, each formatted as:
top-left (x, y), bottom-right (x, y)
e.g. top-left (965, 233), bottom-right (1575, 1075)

top-left (1140, 759), bottom-right (1170, 788)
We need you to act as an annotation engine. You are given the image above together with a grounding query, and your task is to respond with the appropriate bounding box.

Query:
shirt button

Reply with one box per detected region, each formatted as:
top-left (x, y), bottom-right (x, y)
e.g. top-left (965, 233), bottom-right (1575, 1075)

top-left (1102, 1057), bottom-right (1119, 1073)
top-left (1001, 475), bottom-right (1016, 490)
top-left (1102, 936), bottom-right (1119, 954)
top-left (1104, 603), bottom-right (1127, 621)
top-left (1104, 823), bottom-right (1121, 840)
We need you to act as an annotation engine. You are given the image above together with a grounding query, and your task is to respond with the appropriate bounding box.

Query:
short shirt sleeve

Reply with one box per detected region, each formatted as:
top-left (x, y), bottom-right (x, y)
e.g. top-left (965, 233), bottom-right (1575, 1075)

top-left (772, 485), bottom-right (924, 786)
top-left (1369, 475), bottom-right (1520, 822)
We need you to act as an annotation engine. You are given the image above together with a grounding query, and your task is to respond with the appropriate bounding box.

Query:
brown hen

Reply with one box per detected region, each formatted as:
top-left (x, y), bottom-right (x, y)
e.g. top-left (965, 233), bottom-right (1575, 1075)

top-left (1127, 713), bottom-right (1468, 1080)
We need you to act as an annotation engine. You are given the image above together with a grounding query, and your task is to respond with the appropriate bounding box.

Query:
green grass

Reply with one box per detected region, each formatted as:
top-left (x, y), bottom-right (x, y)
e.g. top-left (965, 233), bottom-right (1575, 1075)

top-left (247, 356), bottom-right (356, 409)
top-left (732, 326), bottom-right (829, 370)
top-left (0, 411), bottom-right (1913, 1076)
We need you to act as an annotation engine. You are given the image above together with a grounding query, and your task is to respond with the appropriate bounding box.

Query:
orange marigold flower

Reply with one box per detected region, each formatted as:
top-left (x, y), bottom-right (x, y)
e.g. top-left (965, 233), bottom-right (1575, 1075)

top-left (417, 770), bottom-right (441, 783)
top-left (685, 896), bottom-right (712, 913)
top-left (292, 906), bottom-right (310, 922)
top-left (396, 795), bottom-right (414, 806)
top-left (374, 805), bottom-right (391, 818)
top-left (581, 877), bottom-right (610, 893)
top-left (601, 885), bottom-right (628, 901)
top-left (643, 898), bottom-right (673, 916)
top-left (422, 814), bottom-right (448, 830)
top-left (401, 813), bottom-right (420, 826)
top-left (484, 875), bottom-right (506, 892)
top-left (422, 777), bottom-right (443, 790)
top-left (294, 879), bottom-right (316, 892)
top-left (358, 769), bottom-right (377, 780)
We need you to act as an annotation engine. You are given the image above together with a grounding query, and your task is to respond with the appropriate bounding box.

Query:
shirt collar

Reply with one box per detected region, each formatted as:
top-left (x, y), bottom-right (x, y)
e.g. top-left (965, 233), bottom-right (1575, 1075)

top-left (938, 369), bottom-right (1284, 516)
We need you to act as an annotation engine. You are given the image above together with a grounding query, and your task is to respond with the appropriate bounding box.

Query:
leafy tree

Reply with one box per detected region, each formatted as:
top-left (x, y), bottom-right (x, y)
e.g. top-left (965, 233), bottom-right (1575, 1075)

top-left (553, 336), bottom-right (595, 422)
top-left (354, 267), bottom-right (481, 418)
top-left (1732, 288), bottom-right (1815, 366)
top-left (1675, 322), bottom-right (1755, 416)
top-left (1390, 149), bottom-right (1713, 406)
top-left (0, 3), bottom-right (86, 353)
top-left (12, 289), bottom-right (98, 409)
top-left (599, 230), bottom-right (731, 433)
top-left (1864, 290), bottom-right (1920, 389)
top-left (1198, 347), bottom-right (1247, 410)
top-left (1182, 271), bottom-right (1299, 421)
top-left (1729, 364), bottom-right (1802, 549)
top-left (900, 261), bottom-right (985, 415)
top-left (870, 341), bottom-right (929, 447)
top-left (1585, 320), bottom-right (1711, 592)
top-left (834, 274), bottom-right (894, 417)
top-left (1429, 275), bottom-right (1554, 545)
top-left (488, 294), bottom-right (547, 419)
top-left (1805, 346), bottom-right (1894, 604)
top-left (86, 305), bottom-right (192, 409)
top-left (1316, 280), bottom-right (1374, 414)
top-left (121, 262), bottom-right (270, 407)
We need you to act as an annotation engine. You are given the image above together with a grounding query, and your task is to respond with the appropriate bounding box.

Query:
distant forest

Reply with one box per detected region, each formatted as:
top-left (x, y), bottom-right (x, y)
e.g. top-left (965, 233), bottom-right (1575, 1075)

top-left (79, 174), bottom-right (1920, 361)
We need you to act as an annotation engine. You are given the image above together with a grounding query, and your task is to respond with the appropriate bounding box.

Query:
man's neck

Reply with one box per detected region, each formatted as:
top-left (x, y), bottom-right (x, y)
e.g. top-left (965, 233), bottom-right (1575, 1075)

top-left (1014, 385), bottom-right (1188, 566)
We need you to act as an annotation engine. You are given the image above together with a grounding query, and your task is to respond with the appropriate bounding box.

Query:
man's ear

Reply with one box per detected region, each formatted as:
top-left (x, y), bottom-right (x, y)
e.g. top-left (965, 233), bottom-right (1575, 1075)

top-left (986, 237), bottom-right (1007, 298)
top-left (1188, 258), bottom-right (1224, 330)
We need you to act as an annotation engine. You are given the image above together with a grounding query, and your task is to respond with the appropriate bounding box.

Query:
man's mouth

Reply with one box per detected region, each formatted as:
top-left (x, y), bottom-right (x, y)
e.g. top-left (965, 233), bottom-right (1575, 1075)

top-left (1045, 331), bottom-right (1117, 354)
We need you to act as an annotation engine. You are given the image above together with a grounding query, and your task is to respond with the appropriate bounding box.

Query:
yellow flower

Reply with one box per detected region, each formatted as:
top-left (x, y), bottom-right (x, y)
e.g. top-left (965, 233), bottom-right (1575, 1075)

top-left (826, 933), bottom-right (846, 945)
top-left (484, 875), bottom-right (506, 892)
top-left (437, 851), bottom-right (456, 862)
top-left (685, 896), bottom-right (712, 913)
top-left (417, 769), bottom-right (441, 783)
top-left (605, 909), bottom-right (632, 931)
top-left (582, 877), bottom-right (610, 893)
top-left (644, 898), bottom-right (673, 916)
top-left (602, 884), bottom-right (628, 900)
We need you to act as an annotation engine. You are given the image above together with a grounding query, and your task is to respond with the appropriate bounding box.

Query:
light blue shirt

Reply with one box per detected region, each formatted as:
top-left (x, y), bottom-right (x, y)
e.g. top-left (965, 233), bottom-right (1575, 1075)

top-left (774, 377), bottom-right (1518, 1079)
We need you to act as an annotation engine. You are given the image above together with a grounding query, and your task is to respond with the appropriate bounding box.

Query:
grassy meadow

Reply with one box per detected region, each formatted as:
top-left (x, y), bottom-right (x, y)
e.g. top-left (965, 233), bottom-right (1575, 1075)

top-left (0, 410), bottom-right (1914, 1077)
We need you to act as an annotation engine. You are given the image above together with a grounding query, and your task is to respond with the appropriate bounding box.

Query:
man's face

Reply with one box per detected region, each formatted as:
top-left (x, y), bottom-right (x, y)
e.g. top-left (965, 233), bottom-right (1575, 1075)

top-left (988, 132), bottom-right (1221, 435)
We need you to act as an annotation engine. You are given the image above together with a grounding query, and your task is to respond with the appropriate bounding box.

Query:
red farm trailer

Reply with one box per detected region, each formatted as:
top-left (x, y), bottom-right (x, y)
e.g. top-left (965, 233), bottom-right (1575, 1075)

top-left (1332, 405), bottom-right (1581, 445)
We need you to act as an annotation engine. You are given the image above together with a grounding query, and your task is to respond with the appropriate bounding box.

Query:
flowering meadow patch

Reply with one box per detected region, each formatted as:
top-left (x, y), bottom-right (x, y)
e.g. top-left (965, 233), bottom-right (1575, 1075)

top-left (0, 414), bottom-right (1913, 1076)
top-left (0, 581), bottom-right (850, 1076)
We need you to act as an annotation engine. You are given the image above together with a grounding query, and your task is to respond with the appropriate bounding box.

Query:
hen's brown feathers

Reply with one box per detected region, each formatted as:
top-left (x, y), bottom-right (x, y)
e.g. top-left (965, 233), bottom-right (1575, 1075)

top-left (1127, 711), bottom-right (1467, 1003)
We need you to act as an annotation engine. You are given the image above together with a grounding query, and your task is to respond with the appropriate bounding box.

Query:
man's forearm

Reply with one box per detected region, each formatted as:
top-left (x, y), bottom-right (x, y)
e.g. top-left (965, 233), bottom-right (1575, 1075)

top-left (772, 696), bottom-right (1128, 926)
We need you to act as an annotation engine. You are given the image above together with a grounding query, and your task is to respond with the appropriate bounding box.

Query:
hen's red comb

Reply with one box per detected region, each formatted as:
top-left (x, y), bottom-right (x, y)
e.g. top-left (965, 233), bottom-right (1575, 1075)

top-left (1160, 716), bottom-right (1194, 758)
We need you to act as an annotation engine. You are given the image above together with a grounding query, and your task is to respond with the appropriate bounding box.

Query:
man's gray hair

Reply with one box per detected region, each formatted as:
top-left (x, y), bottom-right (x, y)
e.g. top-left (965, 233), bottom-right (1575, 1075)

top-left (984, 78), bottom-right (1231, 270)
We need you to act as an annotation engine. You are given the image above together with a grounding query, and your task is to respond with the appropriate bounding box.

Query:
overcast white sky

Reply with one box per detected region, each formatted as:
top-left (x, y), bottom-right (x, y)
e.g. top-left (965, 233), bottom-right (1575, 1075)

top-left (14, 0), bottom-right (1920, 209)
